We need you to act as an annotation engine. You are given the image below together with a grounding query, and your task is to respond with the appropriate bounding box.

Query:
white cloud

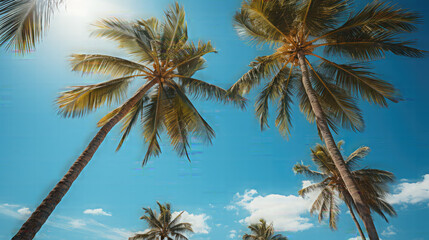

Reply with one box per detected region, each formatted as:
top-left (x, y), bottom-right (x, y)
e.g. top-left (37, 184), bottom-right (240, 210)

top-left (225, 205), bottom-right (238, 211)
top-left (172, 211), bottom-right (211, 234)
top-left (232, 182), bottom-right (317, 232)
top-left (84, 208), bottom-right (112, 216)
top-left (17, 207), bottom-right (32, 216)
top-left (382, 225), bottom-right (397, 236)
top-left (229, 230), bottom-right (237, 239)
top-left (209, 204), bottom-right (215, 208)
top-left (0, 204), bottom-right (32, 220)
top-left (69, 219), bottom-right (87, 228)
top-left (388, 174), bottom-right (429, 205)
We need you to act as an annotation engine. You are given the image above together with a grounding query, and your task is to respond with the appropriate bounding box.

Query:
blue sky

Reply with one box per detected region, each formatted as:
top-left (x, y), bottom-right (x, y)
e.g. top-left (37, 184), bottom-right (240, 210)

top-left (1, 0), bottom-right (429, 239)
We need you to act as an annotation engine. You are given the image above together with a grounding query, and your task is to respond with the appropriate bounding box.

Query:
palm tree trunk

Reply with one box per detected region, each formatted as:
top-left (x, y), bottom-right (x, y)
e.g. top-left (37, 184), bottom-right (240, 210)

top-left (346, 202), bottom-right (366, 240)
top-left (12, 81), bottom-right (156, 240)
top-left (296, 52), bottom-right (379, 240)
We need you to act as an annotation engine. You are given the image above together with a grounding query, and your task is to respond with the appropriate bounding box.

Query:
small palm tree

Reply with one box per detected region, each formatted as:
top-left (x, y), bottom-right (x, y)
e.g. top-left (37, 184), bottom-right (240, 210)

top-left (230, 1), bottom-right (422, 239)
top-left (130, 202), bottom-right (193, 240)
top-left (12, 3), bottom-right (244, 240)
top-left (294, 141), bottom-right (396, 240)
top-left (243, 219), bottom-right (288, 240)
top-left (0, 0), bottom-right (64, 54)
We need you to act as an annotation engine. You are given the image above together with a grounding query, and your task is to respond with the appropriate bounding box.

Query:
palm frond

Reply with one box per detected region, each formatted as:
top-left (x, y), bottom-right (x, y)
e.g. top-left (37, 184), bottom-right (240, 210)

top-left (229, 54), bottom-right (282, 96)
top-left (346, 146), bottom-right (370, 169)
top-left (170, 40), bottom-right (216, 72)
top-left (317, 56), bottom-right (400, 106)
top-left (142, 85), bottom-right (164, 165)
top-left (70, 54), bottom-right (150, 77)
top-left (166, 80), bottom-right (215, 144)
top-left (255, 64), bottom-right (295, 131)
top-left (92, 18), bottom-right (157, 62)
top-left (161, 2), bottom-right (187, 59)
top-left (240, 0), bottom-right (297, 44)
top-left (177, 76), bottom-right (246, 108)
top-left (56, 76), bottom-right (133, 117)
top-left (293, 162), bottom-right (327, 180)
top-left (315, 1), bottom-right (421, 42)
top-left (0, 0), bottom-right (63, 53)
top-left (299, 0), bottom-right (348, 36)
top-left (309, 64), bottom-right (364, 132)
top-left (115, 97), bottom-right (148, 151)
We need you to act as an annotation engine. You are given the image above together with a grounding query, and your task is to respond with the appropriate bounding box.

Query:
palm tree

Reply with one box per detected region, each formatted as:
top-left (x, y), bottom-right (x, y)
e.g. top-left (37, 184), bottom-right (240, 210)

top-left (0, 0), bottom-right (64, 54)
top-left (293, 141), bottom-right (396, 239)
top-left (229, 1), bottom-right (422, 239)
top-left (129, 202), bottom-right (193, 240)
top-left (12, 3), bottom-right (245, 240)
top-left (243, 219), bottom-right (288, 240)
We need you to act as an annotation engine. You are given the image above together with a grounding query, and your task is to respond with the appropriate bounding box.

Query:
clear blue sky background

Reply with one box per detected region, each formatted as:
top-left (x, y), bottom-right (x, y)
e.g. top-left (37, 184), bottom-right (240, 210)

top-left (1, 0), bottom-right (429, 239)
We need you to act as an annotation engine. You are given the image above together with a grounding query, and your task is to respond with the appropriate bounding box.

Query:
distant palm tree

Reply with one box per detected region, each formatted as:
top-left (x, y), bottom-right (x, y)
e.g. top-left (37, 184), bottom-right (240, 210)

top-left (230, 1), bottom-right (422, 239)
top-left (11, 3), bottom-right (245, 240)
top-left (293, 141), bottom-right (396, 240)
top-left (0, 0), bottom-right (64, 53)
top-left (130, 202), bottom-right (193, 240)
top-left (243, 219), bottom-right (288, 240)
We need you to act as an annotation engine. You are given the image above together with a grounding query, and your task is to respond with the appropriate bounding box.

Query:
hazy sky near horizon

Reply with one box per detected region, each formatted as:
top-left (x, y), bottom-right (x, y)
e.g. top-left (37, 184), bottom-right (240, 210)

top-left (1, 0), bottom-right (429, 239)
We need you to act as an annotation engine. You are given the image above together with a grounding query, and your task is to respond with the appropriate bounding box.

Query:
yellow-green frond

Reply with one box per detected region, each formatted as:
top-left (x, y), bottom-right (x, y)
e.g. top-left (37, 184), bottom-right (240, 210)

top-left (56, 76), bottom-right (133, 118)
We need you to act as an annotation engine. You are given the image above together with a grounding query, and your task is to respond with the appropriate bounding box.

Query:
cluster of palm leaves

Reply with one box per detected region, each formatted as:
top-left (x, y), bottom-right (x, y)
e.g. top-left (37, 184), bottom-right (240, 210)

top-left (58, 3), bottom-right (245, 162)
top-left (243, 219), bottom-right (288, 240)
top-left (130, 202), bottom-right (193, 240)
top-left (230, 0), bottom-right (422, 136)
top-left (294, 141), bottom-right (395, 239)
top-left (0, 0), bottom-right (424, 240)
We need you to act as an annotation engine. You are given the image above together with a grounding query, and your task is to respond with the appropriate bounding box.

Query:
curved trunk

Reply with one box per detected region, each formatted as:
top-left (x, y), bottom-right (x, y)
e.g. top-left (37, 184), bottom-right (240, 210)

top-left (297, 52), bottom-right (379, 240)
top-left (12, 81), bottom-right (156, 240)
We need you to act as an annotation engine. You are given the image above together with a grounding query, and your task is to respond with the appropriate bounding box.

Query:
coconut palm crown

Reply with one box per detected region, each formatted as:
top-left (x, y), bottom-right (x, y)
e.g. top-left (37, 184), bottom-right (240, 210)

top-left (293, 142), bottom-right (396, 234)
top-left (58, 2), bottom-right (245, 163)
top-left (243, 219), bottom-right (288, 240)
top-left (130, 202), bottom-right (193, 240)
top-left (230, 0), bottom-right (423, 136)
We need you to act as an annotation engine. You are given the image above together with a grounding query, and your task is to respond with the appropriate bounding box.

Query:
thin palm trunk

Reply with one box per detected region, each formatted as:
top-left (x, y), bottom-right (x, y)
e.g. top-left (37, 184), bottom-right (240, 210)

top-left (12, 81), bottom-right (156, 240)
top-left (297, 52), bottom-right (379, 240)
top-left (347, 202), bottom-right (366, 240)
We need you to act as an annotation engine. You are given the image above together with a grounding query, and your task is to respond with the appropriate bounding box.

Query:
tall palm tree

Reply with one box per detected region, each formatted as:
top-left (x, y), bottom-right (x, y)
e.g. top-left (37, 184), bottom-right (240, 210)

top-left (243, 219), bottom-right (288, 240)
top-left (229, 1), bottom-right (422, 239)
top-left (12, 3), bottom-right (245, 240)
top-left (293, 141), bottom-right (396, 240)
top-left (129, 202), bottom-right (193, 240)
top-left (0, 0), bottom-right (64, 54)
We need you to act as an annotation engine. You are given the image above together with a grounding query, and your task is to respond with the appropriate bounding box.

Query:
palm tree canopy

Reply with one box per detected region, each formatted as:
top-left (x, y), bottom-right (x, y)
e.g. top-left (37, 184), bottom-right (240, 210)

top-left (130, 202), bottom-right (193, 240)
top-left (0, 0), bottom-right (63, 53)
top-left (243, 219), bottom-right (288, 240)
top-left (230, 0), bottom-right (424, 137)
top-left (56, 2), bottom-right (246, 164)
top-left (293, 141), bottom-right (396, 229)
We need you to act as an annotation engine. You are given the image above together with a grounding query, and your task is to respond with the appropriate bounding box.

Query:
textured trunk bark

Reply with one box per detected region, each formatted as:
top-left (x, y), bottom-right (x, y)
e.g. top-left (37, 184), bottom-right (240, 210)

top-left (297, 52), bottom-right (379, 240)
top-left (346, 201), bottom-right (366, 240)
top-left (12, 81), bottom-right (156, 240)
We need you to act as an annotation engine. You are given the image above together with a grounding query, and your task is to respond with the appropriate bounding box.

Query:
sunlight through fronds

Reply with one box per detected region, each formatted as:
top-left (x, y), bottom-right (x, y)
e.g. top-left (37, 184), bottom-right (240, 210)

top-left (0, 0), bottom-right (63, 53)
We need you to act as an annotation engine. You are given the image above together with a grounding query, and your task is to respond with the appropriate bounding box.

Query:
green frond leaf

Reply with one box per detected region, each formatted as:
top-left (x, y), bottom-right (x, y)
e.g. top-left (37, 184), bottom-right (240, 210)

top-left (229, 54), bottom-right (282, 96)
top-left (56, 76), bottom-right (134, 118)
top-left (70, 54), bottom-right (150, 77)
top-left (178, 76), bottom-right (246, 108)
top-left (319, 60), bottom-right (400, 106)
top-left (0, 0), bottom-right (63, 53)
